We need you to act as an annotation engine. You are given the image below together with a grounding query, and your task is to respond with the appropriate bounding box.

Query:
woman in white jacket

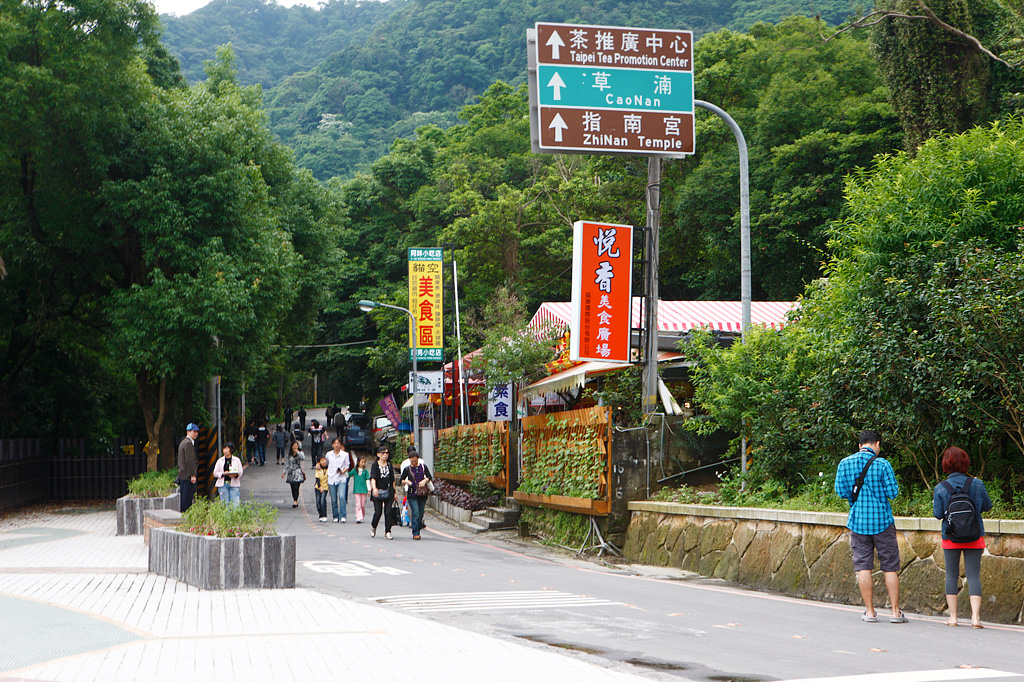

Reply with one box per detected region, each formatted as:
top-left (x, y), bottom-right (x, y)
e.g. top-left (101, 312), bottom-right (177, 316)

top-left (213, 442), bottom-right (243, 505)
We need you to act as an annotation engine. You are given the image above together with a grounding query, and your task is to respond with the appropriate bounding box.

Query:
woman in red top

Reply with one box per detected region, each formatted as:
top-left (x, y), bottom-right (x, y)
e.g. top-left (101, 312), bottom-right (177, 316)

top-left (932, 446), bottom-right (993, 628)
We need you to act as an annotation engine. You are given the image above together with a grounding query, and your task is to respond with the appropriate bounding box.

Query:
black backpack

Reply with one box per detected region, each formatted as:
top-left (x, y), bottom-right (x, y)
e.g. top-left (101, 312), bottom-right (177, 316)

top-left (940, 476), bottom-right (981, 543)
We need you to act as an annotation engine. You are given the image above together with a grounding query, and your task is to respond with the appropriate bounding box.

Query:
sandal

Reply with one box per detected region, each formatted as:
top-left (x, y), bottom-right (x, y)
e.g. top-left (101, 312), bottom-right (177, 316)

top-left (890, 612), bottom-right (908, 624)
top-left (861, 612), bottom-right (878, 623)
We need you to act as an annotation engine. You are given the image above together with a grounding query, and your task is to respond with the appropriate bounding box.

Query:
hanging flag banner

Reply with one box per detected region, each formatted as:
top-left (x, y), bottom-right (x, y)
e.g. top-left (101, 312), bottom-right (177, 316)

top-left (488, 382), bottom-right (513, 422)
top-left (379, 394), bottom-right (401, 429)
top-left (570, 221), bottom-right (634, 363)
top-left (408, 248), bottom-right (444, 361)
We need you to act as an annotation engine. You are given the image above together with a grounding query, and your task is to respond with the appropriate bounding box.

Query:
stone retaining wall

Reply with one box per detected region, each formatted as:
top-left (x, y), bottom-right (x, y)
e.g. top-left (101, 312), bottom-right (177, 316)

top-left (149, 528), bottom-right (295, 590)
top-left (624, 502), bottom-right (1024, 624)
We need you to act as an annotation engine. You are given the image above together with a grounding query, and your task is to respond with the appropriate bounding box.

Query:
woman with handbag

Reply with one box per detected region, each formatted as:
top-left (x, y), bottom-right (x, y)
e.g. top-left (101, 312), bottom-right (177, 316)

top-left (933, 446), bottom-right (993, 628)
top-left (368, 444), bottom-right (395, 539)
top-left (400, 447), bottom-right (433, 540)
top-left (282, 440), bottom-right (306, 508)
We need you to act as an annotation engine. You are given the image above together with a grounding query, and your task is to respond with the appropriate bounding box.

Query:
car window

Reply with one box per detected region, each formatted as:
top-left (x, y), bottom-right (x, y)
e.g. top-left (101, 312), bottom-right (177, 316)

top-left (375, 417), bottom-right (392, 429)
top-left (348, 415), bottom-right (369, 428)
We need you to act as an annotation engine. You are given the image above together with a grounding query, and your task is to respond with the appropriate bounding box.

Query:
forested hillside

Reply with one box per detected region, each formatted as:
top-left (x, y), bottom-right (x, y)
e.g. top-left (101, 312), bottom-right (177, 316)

top-left (160, 0), bottom-right (863, 179)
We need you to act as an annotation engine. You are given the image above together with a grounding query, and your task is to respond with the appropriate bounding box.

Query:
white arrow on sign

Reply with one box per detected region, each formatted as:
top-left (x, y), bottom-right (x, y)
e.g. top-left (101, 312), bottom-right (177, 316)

top-left (546, 30), bottom-right (565, 60)
top-left (546, 71), bottom-right (566, 101)
top-left (548, 113), bottom-right (568, 142)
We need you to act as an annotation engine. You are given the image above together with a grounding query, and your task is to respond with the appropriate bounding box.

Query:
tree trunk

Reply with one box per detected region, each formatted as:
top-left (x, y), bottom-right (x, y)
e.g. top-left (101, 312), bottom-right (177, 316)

top-left (136, 371), bottom-right (167, 472)
top-left (157, 384), bottom-right (179, 470)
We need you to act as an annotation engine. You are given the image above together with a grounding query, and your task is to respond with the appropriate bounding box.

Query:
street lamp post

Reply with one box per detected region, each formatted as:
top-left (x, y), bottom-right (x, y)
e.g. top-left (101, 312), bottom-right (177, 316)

top-left (357, 300), bottom-right (418, 453)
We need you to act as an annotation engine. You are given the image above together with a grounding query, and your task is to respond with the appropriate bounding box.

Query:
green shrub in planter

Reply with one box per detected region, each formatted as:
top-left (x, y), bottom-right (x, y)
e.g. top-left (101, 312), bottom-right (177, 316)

top-left (182, 498), bottom-right (279, 537)
top-left (127, 468), bottom-right (179, 498)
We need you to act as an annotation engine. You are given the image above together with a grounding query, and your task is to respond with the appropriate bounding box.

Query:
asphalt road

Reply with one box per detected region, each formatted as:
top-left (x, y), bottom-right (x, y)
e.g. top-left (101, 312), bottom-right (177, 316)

top-left (241, 453), bottom-right (1024, 682)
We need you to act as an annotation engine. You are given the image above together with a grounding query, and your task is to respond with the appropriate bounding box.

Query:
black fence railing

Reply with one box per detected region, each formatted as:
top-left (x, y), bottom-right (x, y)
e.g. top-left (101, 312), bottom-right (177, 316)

top-left (0, 437), bottom-right (146, 513)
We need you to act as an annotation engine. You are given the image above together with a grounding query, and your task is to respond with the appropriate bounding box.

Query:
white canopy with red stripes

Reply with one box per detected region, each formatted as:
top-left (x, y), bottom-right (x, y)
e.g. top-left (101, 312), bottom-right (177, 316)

top-left (528, 299), bottom-right (795, 333)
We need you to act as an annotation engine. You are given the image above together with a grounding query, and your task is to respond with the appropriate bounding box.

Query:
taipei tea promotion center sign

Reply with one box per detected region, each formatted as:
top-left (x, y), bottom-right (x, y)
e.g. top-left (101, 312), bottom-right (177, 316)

top-left (529, 22), bottom-right (695, 157)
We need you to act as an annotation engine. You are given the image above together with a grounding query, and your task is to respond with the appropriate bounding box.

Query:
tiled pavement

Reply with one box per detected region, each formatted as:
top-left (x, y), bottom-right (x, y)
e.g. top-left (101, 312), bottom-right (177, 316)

top-left (0, 506), bottom-right (667, 682)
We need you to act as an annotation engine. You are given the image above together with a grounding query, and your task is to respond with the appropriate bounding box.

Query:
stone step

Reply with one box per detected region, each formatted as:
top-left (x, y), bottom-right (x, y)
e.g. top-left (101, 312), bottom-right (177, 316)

top-left (470, 507), bottom-right (520, 530)
top-left (458, 520), bottom-right (489, 534)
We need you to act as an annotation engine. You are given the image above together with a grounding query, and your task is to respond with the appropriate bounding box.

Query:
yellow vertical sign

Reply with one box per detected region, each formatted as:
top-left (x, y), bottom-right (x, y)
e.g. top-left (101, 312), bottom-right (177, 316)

top-left (408, 247), bottom-right (444, 361)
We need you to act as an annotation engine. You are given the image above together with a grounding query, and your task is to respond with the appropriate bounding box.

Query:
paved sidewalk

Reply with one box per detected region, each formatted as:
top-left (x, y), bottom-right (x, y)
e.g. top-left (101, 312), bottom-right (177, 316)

top-left (0, 504), bottom-right (673, 682)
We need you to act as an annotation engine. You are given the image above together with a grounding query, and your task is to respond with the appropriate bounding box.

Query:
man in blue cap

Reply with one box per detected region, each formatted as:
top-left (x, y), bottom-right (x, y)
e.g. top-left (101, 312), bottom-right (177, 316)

top-left (177, 423), bottom-right (200, 512)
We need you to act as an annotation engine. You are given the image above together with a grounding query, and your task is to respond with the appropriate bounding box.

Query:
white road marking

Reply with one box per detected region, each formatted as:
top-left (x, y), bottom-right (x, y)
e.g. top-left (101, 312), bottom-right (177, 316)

top-left (302, 560), bottom-right (410, 577)
top-left (371, 590), bottom-right (621, 612)
top-left (781, 668), bottom-right (1023, 682)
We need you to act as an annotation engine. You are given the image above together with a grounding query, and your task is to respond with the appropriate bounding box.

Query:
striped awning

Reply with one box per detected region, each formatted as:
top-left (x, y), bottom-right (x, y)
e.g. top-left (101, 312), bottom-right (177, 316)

top-left (528, 299), bottom-right (795, 333)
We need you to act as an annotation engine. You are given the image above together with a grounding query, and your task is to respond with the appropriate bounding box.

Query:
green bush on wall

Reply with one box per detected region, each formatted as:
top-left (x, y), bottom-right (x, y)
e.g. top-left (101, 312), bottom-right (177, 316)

top-left (518, 417), bottom-right (605, 499)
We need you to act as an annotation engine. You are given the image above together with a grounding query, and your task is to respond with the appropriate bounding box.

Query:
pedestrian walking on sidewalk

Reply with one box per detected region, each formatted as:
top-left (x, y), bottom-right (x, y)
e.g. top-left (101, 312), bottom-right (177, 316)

top-left (177, 423), bottom-right (200, 513)
top-left (333, 409), bottom-right (346, 440)
top-left (273, 424), bottom-right (288, 464)
top-left (297, 405), bottom-right (307, 431)
top-left (243, 421), bottom-right (258, 464)
top-left (325, 437), bottom-right (350, 522)
top-left (282, 441), bottom-right (306, 508)
top-left (314, 457), bottom-right (330, 522)
top-left (213, 443), bottom-right (243, 506)
top-left (835, 429), bottom-right (906, 624)
top-left (255, 421), bottom-right (269, 466)
top-left (309, 419), bottom-right (326, 465)
top-left (351, 456), bottom-right (370, 523)
top-left (400, 448), bottom-right (433, 540)
top-left (284, 404), bottom-right (293, 430)
top-left (933, 446), bottom-right (993, 628)
top-left (369, 444), bottom-right (395, 539)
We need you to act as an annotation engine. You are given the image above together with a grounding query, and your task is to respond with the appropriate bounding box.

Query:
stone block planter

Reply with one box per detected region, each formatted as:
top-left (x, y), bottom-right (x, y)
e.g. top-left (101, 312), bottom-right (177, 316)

top-left (149, 527), bottom-right (295, 590)
top-left (427, 495), bottom-right (474, 524)
top-left (116, 492), bottom-right (180, 535)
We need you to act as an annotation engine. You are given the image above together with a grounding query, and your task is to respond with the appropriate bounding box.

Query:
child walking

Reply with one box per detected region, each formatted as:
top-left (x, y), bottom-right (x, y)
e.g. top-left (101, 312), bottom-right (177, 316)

top-left (351, 456), bottom-right (370, 523)
top-left (314, 457), bottom-right (330, 522)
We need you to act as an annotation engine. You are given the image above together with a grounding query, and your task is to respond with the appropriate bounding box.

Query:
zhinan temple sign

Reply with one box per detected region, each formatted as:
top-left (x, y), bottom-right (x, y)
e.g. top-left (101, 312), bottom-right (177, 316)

top-left (528, 22), bottom-right (695, 158)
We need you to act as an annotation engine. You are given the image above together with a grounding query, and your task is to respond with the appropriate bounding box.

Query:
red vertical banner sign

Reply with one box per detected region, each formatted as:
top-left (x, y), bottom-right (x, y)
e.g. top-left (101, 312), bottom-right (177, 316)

top-left (570, 221), bottom-right (633, 362)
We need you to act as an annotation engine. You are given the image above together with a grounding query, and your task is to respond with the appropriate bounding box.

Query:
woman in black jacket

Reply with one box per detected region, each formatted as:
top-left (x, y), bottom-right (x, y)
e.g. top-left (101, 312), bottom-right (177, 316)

top-left (368, 444), bottom-right (395, 539)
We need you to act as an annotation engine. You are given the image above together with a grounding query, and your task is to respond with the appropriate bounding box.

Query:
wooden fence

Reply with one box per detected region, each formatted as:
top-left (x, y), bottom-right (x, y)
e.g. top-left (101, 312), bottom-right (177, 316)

top-left (434, 421), bottom-right (509, 495)
top-left (514, 406), bottom-right (612, 515)
top-left (0, 437), bottom-right (146, 513)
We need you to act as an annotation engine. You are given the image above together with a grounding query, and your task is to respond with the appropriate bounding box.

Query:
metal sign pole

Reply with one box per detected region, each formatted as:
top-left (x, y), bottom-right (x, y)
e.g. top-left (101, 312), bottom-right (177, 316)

top-left (694, 99), bottom-right (750, 472)
top-left (643, 157), bottom-right (661, 414)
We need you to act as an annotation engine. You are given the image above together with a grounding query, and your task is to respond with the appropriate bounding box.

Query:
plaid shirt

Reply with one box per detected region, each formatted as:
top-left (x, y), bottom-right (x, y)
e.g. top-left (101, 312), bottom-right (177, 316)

top-left (834, 447), bottom-right (899, 535)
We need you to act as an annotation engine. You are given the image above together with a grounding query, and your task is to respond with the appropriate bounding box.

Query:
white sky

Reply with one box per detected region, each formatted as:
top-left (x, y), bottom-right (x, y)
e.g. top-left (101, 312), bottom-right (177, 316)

top-left (154, 0), bottom-right (321, 17)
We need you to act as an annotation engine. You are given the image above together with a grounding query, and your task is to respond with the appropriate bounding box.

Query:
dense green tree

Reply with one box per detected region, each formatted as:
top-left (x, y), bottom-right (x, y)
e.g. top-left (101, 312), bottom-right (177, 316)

top-left (686, 119), bottom-right (1024, 497)
top-left (660, 16), bottom-right (902, 301)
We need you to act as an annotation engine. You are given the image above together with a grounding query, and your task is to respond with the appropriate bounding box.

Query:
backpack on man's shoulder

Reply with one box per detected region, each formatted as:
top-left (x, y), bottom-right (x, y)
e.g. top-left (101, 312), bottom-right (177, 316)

top-left (941, 476), bottom-right (982, 543)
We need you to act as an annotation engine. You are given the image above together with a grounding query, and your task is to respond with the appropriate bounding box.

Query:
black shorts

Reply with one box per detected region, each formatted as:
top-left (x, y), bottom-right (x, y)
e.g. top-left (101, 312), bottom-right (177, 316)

top-left (850, 524), bottom-right (900, 572)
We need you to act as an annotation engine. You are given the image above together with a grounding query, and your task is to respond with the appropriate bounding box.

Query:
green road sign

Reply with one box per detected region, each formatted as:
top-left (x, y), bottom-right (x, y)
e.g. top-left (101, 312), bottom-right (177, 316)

top-left (537, 64), bottom-right (692, 112)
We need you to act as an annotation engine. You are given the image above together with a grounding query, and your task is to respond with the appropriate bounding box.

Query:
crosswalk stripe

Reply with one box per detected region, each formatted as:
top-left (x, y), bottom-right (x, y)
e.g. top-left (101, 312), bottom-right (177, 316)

top-left (371, 590), bottom-right (621, 612)
top-left (781, 669), bottom-right (1022, 682)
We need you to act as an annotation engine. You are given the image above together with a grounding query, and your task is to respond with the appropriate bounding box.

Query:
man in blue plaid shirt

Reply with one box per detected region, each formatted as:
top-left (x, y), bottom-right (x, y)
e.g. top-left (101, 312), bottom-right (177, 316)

top-left (834, 430), bottom-right (907, 623)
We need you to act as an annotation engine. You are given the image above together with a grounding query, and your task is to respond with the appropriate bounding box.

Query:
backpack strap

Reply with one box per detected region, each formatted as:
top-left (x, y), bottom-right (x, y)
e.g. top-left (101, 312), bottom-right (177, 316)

top-left (850, 453), bottom-right (880, 504)
top-left (960, 475), bottom-right (973, 495)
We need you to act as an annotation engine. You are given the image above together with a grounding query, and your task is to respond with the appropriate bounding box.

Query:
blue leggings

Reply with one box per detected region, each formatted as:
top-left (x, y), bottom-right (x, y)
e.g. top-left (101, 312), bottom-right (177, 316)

top-left (944, 547), bottom-right (983, 596)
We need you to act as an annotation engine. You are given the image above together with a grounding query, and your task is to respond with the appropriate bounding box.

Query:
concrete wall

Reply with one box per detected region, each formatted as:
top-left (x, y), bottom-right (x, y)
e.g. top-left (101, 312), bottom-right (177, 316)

top-left (624, 502), bottom-right (1024, 624)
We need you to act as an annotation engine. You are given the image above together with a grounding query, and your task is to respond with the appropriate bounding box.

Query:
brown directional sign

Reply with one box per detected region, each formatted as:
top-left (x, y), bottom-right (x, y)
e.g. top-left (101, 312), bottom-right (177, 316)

top-left (539, 108), bottom-right (694, 155)
top-left (535, 23), bottom-right (692, 71)
top-left (528, 22), bottom-right (695, 157)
